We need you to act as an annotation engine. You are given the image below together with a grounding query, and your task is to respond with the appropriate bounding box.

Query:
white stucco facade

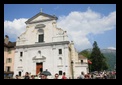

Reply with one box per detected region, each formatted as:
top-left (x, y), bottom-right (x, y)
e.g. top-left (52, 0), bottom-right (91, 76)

top-left (69, 42), bottom-right (89, 79)
top-left (14, 12), bottom-right (88, 79)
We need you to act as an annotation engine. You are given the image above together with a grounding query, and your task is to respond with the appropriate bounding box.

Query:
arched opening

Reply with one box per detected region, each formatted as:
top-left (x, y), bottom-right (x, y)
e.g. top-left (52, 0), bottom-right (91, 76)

top-left (18, 71), bottom-right (21, 76)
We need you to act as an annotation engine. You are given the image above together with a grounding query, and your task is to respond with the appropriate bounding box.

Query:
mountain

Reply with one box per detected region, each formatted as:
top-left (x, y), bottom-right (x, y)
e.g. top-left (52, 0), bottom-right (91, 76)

top-left (101, 49), bottom-right (116, 71)
top-left (79, 48), bottom-right (116, 71)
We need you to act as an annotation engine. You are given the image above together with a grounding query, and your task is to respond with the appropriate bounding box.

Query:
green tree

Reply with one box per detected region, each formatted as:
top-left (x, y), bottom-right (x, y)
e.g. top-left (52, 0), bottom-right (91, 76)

top-left (90, 41), bottom-right (108, 71)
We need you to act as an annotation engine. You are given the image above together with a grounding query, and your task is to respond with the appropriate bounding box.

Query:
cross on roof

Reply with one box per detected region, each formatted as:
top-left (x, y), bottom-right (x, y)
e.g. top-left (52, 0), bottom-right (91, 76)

top-left (40, 8), bottom-right (43, 12)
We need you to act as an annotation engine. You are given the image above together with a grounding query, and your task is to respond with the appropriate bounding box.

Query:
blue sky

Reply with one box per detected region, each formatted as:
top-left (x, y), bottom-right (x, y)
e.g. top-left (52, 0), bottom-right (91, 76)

top-left (4, 4), bottom-right (116, 51)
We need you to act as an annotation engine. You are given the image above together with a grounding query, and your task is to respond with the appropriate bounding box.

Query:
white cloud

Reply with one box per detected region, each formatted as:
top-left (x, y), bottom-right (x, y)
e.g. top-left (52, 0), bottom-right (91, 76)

top-left (4, 18), bottom-right (28, 40)
top-left (107, 47), bottom-right (116, 50)
top-left (4, 8), bottom-right (116, 52)
top-left (57, 8), bottom-right (116, 51)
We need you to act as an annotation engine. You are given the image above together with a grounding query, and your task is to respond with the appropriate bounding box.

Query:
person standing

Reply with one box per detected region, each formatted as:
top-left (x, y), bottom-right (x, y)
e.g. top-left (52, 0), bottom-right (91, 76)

top-left (44, 74), bottom-right (48, 79)
top-left (62, 72), bottom-right (67, 79)
top-left (54, 73), bottom-right (59, 79)
top-left (78, 72), bottom-right (85, 79)
top-left (31, 75), bottom-right (35, 79)
top-left (24, 72), bottom-right (30, 79)
top-left (15, 75), bottom-right (19, 79)
top-left (40, 74), bottom-right (46, 79)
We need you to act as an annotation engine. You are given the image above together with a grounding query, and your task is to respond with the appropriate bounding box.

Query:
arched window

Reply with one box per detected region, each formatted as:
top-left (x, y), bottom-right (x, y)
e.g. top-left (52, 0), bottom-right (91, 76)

top-left (81, 60), bottom-right (83, 63)
top-left (35, 24), bottom-right (45, 43)
top-left (38, 34), bottom-right (43, 42)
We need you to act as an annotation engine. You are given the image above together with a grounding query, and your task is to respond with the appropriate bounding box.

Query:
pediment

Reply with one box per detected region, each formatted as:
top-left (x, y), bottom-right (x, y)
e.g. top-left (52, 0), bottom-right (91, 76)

top-left (32, 56), bottom-right (46, 60)
top-left (25, 12), bottom-right (58, 24)
top-left (31, 16), bottom-right (50, 22)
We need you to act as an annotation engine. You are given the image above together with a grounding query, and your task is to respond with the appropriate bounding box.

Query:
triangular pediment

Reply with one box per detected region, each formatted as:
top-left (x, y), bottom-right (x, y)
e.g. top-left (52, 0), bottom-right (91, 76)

top-left (31, 16), bottom-right (50, 22)
top-left (25, 12), bottom-right (58, 24)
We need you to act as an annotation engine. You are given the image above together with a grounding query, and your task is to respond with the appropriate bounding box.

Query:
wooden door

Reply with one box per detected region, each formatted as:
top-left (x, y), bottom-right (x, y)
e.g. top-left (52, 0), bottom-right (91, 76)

top-left (36, 63), bottom-right (43, 75)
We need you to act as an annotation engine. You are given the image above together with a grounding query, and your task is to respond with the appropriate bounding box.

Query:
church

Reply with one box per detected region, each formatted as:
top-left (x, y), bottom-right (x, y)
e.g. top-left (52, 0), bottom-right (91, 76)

top-left (14, 11), bottom-right (89, 79)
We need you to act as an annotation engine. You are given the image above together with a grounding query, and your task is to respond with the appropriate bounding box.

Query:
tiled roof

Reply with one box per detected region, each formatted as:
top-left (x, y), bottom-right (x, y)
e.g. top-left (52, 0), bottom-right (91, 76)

top-left (4, 41), bottom-right (16, 48)
top-left (78, 55), bottom-right (87, 59)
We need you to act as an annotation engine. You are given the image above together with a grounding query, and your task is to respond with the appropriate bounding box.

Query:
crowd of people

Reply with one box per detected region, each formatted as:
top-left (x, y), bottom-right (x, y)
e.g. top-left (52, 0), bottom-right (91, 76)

top-left (5, 70), bottom-right (116, 79)
top-left (14, 72), bottom-right (68, 79)
top-left (77, 70), bottom-right (116, 79)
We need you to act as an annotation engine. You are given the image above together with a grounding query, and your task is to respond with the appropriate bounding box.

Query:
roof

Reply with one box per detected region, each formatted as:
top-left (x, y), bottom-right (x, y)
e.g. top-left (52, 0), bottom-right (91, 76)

top-left (25, 12), bottom-right (58, 24)
top-left (4, 71), bottom-right (14, 74)
top-left (78, 55), bottom-right (87, 59)
top-left (4, 41), bottom-right (16, 48)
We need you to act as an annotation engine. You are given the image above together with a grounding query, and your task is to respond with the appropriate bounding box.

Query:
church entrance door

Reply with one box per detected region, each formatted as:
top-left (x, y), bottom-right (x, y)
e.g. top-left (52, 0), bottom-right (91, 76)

top-left (36, 62), bottom-right (43, 75)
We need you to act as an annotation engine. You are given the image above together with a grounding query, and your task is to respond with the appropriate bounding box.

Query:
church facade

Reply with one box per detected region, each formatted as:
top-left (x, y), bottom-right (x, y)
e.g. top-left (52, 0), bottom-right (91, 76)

top-left (14, 11), bottom-right (88, 79)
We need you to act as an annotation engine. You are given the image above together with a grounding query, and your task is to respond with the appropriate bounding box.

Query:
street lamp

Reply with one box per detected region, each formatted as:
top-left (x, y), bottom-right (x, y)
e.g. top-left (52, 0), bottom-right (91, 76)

top-left (71, 60), bottom-right (74, 79)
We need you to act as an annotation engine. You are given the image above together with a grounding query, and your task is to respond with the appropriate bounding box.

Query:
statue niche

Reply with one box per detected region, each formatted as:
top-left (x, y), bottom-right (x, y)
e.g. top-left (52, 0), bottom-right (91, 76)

top-left (32, 50), bottom-right (46, 61)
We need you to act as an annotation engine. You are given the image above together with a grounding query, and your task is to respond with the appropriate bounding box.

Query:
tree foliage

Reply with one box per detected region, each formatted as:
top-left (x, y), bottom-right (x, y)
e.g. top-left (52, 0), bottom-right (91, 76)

top-left (90, 41), bottom-right (108, 71)
top-left (79, 50), bottom-right (91, 59)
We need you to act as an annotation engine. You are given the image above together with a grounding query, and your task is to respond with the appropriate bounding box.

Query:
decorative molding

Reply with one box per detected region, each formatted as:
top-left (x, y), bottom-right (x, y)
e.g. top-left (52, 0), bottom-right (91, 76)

top-left (25, 12), bottom-right (58, 24)
top-left (24, 50), bottom-right (27, 52)
top-left (75, 62), bottom-right (88, 64)
top-left (64, 47), bottom-right (68, 49)
top-left (32, 56), bottom-right (46, 60)
top-left (35, 24), bottom-right (46, 29)
top-left (64, 44), bottom-right (68, 49)
top-left (17, 69), bottom-right (23, 71)
top-left (52, 22), bottom-right (56, 24)
top-left (57, 65), bottom-right (63, 67)
top-left (16, 41), bottom-right (70, 48)
top-left (52, 45), bottom-right (56, 50)
top-left (75, 66), bottom-right (82, 67)
top-left (26, 26), bottom-right (29, 28)
top-left (58, 54), bottom-right (63, 56)
top-left (52, 48), bottom-right (56, 50)
top-left (59, 57), bottom-right (62, 59)
top-left (35, 41), bottom-right (45, 43)
top-left (38, 50), bottom-right (41, 54)
top-left (38, 29), bottom-right (44, 33)
top-left (18, 66), bottom-right (23, 68)
top-left (20, 59), bottom-right (22, 62)
top-left (75, 65), bottom-right (88, 67)
top-left (33, 59), bottom-right (46, 63)
top-left (27, 19), bottom-right (54, 24)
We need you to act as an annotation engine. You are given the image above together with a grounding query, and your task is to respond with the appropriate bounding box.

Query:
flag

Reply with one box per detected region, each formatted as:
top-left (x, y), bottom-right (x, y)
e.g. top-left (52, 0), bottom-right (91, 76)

top-left (88, 60), bottom-right (92, 64)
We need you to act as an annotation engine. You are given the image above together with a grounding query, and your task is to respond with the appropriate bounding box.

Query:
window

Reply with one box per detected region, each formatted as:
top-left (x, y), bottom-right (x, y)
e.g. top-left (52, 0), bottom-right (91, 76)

top-left (8, 48), bottom-right (11, 54)
top-left (19, 71), bottom-right (21, 76)
top-left (59, 49), bottom-right (62, 54)
top-left (59, 71), bottom-right (62, 75)
top-left (20, 52), bottom-right (23, 57)
top-left (6, 66), bottom-right (11, 72)
top-left (38, 34), bottom-right (44, 42)
top-left (81, 60), bottom-right (83, 63)
top-left (58, 57), bottom-right (62, 65)
top-left (6, 58), bottom-right (12, 63)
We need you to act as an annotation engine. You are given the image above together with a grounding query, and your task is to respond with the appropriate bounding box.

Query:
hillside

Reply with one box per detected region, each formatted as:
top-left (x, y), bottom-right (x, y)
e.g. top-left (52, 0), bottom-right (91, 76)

top-left (79, 48), bottom-right (116, 70)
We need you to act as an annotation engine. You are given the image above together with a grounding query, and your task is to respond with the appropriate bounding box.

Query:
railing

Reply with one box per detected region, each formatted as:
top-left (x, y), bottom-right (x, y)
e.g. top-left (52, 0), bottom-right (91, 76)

top-left (75, 62), bottom-right (88, 67)
top-left (75, 62), bottom-right (88, 64)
